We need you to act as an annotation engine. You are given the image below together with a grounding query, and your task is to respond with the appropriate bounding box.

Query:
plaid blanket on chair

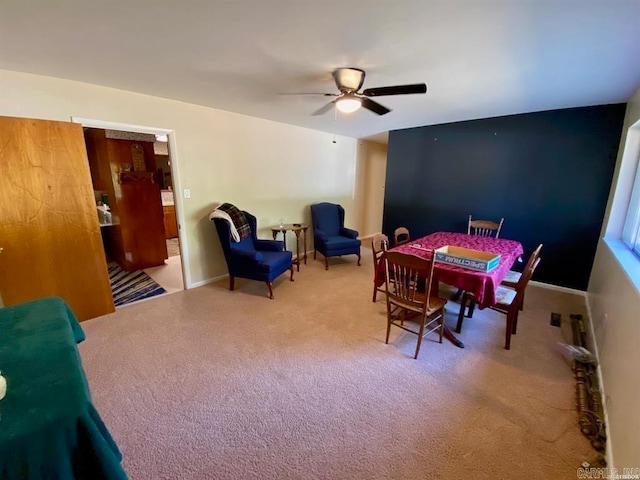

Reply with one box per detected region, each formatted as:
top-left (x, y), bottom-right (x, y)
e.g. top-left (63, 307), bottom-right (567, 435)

top-left (210, 203), bottom-right (251, 242)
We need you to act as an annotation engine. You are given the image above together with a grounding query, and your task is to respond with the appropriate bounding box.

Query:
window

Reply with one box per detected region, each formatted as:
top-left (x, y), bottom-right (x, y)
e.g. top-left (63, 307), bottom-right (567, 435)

top-left (622, 152), bottom-right (640, 256)
top-left (604, 116), bottom-right (640, 292)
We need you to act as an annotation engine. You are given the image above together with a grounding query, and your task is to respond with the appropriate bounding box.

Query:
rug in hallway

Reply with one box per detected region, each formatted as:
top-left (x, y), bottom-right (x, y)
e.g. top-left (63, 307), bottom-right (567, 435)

top-left (108, 262), bottom-right (167, 306)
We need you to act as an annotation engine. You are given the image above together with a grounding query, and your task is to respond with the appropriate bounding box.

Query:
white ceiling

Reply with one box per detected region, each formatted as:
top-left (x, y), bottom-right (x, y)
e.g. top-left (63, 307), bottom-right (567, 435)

top-left (1, 1), bottom-right (640, 143)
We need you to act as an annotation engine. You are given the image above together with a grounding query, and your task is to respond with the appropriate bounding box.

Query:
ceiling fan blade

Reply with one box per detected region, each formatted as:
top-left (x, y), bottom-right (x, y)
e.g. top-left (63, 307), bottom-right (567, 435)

top-left (311, 100), bottom-right (337, 116)
top-left (279, 92), bottom-right (339, 96)
top-left (361, 97), bottom-right (391, 116)
top-left (362, 83), bottom-right (427, 97)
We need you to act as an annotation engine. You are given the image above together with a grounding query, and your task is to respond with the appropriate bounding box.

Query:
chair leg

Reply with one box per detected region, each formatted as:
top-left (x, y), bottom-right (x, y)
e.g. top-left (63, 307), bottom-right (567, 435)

top-left (289, 266), bottom-right (295, 281)
top-left (438, 308), bottom-right (445, 343)
top-left (372, 285), bottom-right (377, 303)
top-left (385, 308), bottom-right (392, 344)
top-left (451, 288), bottom-right (463, 301)
top-left (324, 257), bottom-right (329, 270)
top-left (505, 311), bottom-right (514, 349)
top-left (413, 340), bottom-right (423, 360)
top-left (466, 300), bottom-right (476, 318)
top-left (414, 316), bottom-right (427, 359)
top-left (512, 310), bottom-right (519, 334)
top-left (266, 282), bottom-right (274, 299)
top-left (357, 252), bottom-right (361, 266)
top-left (456, 294), bottom-right (468, 333)
top-left (229, 275), bottom-right (235, 291)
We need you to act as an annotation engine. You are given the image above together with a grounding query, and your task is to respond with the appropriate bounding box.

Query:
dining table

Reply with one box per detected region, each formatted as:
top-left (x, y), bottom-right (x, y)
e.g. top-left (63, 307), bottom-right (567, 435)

top-left (377, 231), bottom-right (524, 348)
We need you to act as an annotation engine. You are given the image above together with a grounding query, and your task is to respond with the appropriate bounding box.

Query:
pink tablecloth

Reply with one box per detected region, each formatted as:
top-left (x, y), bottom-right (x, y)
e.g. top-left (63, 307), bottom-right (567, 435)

top-left (381, 232), bottom-right (524, 308)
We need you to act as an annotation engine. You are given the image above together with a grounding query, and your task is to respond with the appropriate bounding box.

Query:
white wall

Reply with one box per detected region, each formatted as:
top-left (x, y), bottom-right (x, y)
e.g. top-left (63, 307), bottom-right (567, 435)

top-left (0, 69), bottom-right (359, 287)
top-left (588, 86), bottom-right (640, 470)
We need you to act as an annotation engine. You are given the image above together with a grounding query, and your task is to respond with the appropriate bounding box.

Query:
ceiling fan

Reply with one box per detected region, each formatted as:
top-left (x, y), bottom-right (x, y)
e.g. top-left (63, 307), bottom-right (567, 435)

top-left (309, 67), bottom-right (427, 116)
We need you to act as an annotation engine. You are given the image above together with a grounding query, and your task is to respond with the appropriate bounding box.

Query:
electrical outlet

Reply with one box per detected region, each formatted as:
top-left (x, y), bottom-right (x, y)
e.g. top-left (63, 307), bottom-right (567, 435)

top-left (183, 189), bottom-right (191, 199)
top-left (550, 312), bottom-right (561, 327)
top-left (125, 252), bottom-right (132, 262)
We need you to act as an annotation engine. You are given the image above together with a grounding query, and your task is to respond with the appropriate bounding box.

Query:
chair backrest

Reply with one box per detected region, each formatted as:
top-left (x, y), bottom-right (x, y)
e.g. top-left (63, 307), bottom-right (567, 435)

top-left (384, 251), bottom-right (435, 314)
top-left (524, 243), bottom-right (543, 272)
top-left (310, 202), bottom-right (344, 237)
top-left (515, 256), bottom-right (541, 298)
top-left (371, 233), bottom-right (389, 265)
top-left (468, 215), bottom-right (504, 238)
top-left (393, 227), bottom-right (411, 247)
top-left (213, 210), bottom-right (257, 261)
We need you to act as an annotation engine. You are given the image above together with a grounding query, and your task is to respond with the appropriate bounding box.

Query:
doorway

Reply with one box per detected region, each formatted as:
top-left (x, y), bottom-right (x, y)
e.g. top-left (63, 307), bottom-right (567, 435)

top-left (143, 137), bottom-right (184, 295)
top-left (75, 118), bottom-right (186, 306)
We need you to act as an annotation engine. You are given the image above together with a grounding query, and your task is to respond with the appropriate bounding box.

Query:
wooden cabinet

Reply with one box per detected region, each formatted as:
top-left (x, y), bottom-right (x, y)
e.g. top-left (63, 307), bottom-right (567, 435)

top-left (84, 129), bottom-right (168, 271)
top-left (163, 205), bottom-right (178, 239)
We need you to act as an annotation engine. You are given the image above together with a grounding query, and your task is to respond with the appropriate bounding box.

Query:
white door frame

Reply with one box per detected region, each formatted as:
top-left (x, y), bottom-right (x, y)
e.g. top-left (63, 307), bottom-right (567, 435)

top-left (71, 116), bottom-right (191, 289)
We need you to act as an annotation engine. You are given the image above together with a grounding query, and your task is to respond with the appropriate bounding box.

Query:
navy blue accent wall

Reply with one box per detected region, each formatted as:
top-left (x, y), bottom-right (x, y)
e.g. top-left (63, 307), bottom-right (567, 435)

top-left (384, 104), bottom-right (626, 290)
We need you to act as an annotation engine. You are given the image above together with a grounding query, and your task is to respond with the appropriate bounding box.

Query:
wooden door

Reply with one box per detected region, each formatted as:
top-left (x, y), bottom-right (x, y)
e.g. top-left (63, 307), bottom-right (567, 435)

top-left (0, 116), bottom-right (114, 321)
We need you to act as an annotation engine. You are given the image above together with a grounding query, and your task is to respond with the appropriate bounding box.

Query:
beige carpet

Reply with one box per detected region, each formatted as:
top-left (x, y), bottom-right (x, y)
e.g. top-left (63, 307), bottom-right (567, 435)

top-left (79, 249), bottom-right (595, 479)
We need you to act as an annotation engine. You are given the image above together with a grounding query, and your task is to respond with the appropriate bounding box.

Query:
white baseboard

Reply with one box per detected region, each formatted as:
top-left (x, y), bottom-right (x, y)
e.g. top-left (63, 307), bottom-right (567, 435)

top-left (190, 273), bottom-right (227, 289)
top-left (529, 280), bottom-right (586, 297)
top-left (188, 252), bottom-right (316, 289)
top-left (584, 297), bottom-right (614, 468)
top-left (359, 233), bottom-right (380, 241)
top-left (293, 249), bottom-right (314, 264)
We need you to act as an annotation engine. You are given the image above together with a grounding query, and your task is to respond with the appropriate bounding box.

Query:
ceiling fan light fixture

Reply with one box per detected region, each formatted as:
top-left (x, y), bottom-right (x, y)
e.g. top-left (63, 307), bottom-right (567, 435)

top-left (336, 96), bottom-right (362, 113)
top-left (334, 68), bottom-right (365, 91)
top-left (307, 67), bottom-right (426, 117)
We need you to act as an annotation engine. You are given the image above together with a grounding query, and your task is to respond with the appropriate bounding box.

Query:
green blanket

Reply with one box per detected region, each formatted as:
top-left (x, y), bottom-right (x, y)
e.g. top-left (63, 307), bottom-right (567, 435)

top-left (0, 297), bottom-right (128, 480)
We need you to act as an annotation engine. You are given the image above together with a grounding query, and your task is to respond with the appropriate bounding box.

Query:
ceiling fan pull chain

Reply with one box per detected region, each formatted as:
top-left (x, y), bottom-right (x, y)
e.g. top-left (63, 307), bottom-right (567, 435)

top-left (333, 106), bottom-right (337, 143)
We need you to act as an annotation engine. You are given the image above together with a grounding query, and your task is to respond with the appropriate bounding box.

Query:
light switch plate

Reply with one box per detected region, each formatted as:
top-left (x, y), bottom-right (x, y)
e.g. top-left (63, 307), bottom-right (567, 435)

top-left (183, 189), bottom-right (191, 199)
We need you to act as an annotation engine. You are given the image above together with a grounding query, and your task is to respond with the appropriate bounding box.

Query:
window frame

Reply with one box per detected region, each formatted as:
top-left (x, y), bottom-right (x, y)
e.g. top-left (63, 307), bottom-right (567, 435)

top-left (621, 151), bottom-right (640, 257)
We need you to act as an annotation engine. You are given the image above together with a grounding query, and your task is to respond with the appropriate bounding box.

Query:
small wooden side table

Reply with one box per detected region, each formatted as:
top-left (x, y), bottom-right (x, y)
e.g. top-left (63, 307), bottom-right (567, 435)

top-left (270, 223), bottom-right (308, 271)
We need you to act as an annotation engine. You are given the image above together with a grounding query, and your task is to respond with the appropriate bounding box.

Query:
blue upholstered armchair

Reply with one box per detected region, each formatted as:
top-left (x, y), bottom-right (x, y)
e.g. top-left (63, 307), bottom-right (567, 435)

top-left (310, 202), bottom-right (361, 270)
top-left (213, 211), bottom-right (294, 299)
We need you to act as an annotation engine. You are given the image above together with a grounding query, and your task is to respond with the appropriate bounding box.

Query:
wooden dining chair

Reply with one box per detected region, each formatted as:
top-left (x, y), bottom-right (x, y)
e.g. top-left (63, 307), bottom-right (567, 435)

top-left (452, 214), bottom-right (505, 303)
top-left (393, 227), bottom-right (411, 247)
top-left (384, 251), bottom-right (447, 359)
top-left (456, 256), bottom-right (541, 350)
top-left (501, 243), bottom-right (542, 311)
top-left (467, 215), bottom-right (504, 238)
top-left (371, 233), bottom-right (389, 302)
top-left (462, 245), bottom-right (542, 319)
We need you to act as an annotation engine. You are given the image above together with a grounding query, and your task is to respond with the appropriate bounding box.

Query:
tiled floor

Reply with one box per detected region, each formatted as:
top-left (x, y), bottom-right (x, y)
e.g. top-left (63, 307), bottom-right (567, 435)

top-left (166, 238), bottom-right (180, 257)
top-left (144, 255), bottom-right (184, 294)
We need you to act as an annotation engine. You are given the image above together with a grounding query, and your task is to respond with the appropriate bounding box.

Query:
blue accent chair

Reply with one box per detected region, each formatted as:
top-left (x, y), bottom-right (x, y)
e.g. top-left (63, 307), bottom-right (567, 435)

top-left (213, 211), bottom-right (294, 299)
top-left (310, 202), bottom-right (361, 270)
